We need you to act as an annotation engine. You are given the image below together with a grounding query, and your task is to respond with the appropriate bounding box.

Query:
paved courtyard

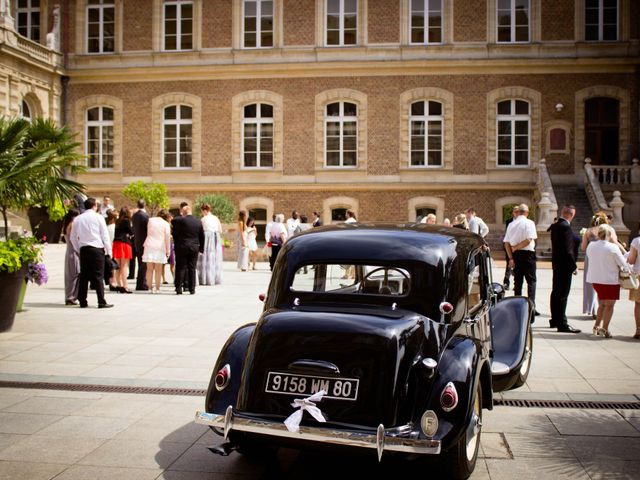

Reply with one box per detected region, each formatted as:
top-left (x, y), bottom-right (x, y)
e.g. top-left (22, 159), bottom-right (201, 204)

top-left (0, 244), bottom-right (638, 479)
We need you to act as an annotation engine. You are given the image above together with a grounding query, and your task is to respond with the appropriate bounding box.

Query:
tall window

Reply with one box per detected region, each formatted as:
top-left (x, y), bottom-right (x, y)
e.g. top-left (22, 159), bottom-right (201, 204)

top-left (243, 103), bottom-right (274, 168)
top-left (410, 0), bottom-right (442, 44)
top-left (325, 102), bottom-right (357, 167)
top-left (410, 100), bottom-right (443, 167)
top-left (497, 99), bottom-right (530, 166)
top-left (585, 0), bottom-right (618, 41)
top-left (16, 0), bottom-right (40, 42)
top-left (87, 0), bottom-right (115, 53)
top-left (164, 0), bottom-right (193, 50)
top-left (20, 100), bottom-right (32, 121)
top-left (86, 107), bottom-right (114, 169)
top-left (163, 105), bottom-right (192, 168)
top-left (326, 0), bottom-right (357, 46)
top-left (243, 0), bottom-right (273, 48)
top-left (497, 0), bottom-right (529, 43)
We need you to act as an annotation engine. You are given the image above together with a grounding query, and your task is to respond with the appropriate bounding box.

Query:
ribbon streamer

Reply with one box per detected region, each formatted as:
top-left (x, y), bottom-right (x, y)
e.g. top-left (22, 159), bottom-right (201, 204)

top-left (283, 390), bottom-right (327, 433)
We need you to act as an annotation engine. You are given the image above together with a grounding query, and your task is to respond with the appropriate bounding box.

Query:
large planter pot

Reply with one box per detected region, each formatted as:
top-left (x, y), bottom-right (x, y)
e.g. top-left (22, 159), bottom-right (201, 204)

top-left (28, 206), bottom-right (63, 243)
top-left (16, 280), bottom-right (27, 313)
top-left (0, 266), bottom-right (27, 332)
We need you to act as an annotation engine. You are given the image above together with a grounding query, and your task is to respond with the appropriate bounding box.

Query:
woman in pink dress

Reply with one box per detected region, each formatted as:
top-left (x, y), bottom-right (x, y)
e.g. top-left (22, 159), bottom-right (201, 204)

top-left (142, 209), bottom-right (172, 293)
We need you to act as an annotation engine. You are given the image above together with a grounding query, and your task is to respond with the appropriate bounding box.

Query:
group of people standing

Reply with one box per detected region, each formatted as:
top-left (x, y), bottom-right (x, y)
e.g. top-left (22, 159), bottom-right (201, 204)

top-left (63, 197), bottom-right (224, 307)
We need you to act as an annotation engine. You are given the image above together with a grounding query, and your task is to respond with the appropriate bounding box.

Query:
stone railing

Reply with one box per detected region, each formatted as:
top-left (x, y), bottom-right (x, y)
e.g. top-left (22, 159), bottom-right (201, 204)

top-left (16, 35), bottom-right (53, 62)
top-left (586, 157), bottom-right (640, 186)
top-left (535, 158), bottom-right (558, 231)
top-left (584, 158), bottom-right (629, 233)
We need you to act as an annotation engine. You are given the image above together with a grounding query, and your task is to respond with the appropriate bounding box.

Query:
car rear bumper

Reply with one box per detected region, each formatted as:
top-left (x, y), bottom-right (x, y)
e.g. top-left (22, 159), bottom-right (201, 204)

top-left (195, 407), bottom-right (441, 457)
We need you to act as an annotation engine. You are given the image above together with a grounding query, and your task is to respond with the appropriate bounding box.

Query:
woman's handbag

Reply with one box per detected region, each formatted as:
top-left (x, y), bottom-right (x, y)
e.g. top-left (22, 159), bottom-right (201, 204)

top-left (619, 270), bottom-right (639, 290)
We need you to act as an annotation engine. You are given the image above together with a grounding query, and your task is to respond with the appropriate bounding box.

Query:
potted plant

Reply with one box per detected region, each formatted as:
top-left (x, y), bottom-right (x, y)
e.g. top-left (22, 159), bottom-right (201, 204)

top-left (0, 116), bottom-right (85, 330)
top-left (14, 234), bottom-right (48, 313)
top-left (27, 198), bottom-right (71, 244)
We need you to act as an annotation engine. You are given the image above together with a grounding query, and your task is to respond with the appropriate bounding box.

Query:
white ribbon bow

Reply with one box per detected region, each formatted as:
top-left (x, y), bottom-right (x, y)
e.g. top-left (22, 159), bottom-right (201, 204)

top-left (283, 390), bottom-right (327, 433)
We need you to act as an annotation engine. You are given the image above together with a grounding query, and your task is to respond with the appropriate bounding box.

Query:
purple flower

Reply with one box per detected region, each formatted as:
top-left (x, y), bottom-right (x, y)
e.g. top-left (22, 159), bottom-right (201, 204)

top-left (26, 262), bottom-right (48, 286)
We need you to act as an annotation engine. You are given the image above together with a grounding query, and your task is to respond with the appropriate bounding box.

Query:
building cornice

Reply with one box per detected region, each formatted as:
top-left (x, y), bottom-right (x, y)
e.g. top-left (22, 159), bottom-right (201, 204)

top-left (66, 55), bottom-right (638, 84)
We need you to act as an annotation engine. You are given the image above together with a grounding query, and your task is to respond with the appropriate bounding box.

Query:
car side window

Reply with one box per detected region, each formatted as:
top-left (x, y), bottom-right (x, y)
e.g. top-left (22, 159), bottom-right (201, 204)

top-left (467, 251), bottom-right (486, 314)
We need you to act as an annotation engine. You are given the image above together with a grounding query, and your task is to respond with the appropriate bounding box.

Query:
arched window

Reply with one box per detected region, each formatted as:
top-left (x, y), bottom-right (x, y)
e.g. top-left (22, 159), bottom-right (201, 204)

top-left (248, 207), bottom-right (267, 244)
top-left (415, 206), bottom-right (436, 222)
top-left (163, 105), bottom-right (192, 168)
top-left (410, 100), bottom-right (443, 167)
top-left (497, 99), bottom-right (530, 167)
top-left (325, 101), bottom-right (357, 167)
top-left (20, 100), bottom-right (32, 121)
top-left (86, 106), bottom-right (114, 169)
top-left (331, 207), bottom-right (348, 222)
top-left (243, 103), bottom-right (274, 168)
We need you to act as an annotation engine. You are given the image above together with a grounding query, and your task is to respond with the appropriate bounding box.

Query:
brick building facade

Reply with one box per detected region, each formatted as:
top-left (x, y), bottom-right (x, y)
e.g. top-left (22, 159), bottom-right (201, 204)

top-left (2, 0), bottom-right (638, 230)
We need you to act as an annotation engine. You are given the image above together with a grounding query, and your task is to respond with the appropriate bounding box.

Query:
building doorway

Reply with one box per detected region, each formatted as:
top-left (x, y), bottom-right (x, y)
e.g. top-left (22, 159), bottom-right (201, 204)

top-left (415, 207), bottom-right (436, 222)
top-left (585, 97), bottom-right (619, 165)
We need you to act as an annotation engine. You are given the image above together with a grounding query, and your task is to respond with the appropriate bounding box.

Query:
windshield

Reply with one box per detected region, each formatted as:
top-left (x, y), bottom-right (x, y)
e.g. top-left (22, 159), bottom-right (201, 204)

top-left (290, 264), bottom-right (411, 297)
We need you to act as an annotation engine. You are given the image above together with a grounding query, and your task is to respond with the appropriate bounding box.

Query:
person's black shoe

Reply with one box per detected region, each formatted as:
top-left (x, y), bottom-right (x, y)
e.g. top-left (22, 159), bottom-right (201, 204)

top-left (176, 290), bottom-right (183, 295)
top-left (557, 325), bottom-right (581, 333)
top-left (136, 287), bottom-right (149, 291)
top-left (127, 275), bottom-right (135, 280)
top-left (65, 300), bottom-right (78, 306)
top-left (549, 320), bottom-right (558, 328)
top-left (189, 291), bottom-right (196, 295)
top-left (98, 303), bottom-right (114, 309)
top-left (109, 285), bottom-right (118, 292)
top-left (79, 303), bottom-right (88, 308)
top-left (534, 310), bottom-right (541, 316)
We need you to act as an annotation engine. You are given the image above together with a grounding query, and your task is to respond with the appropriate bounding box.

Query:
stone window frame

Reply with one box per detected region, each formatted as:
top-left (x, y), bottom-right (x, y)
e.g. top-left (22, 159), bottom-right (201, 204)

top-left (161, 104), bottom-right (193, 169)
top-left (575, 0), bottom-right (628, 42)
top-left (315, 0), bottom-right (367, 47)
top-left (496, 99), bottom-right (531, 167)
top-left (399, 87), bottom-right (453, 171)
top-left (495, 195), bottom-right (529, 224)
top-left (241, 102), bottom-right (275, 169)
top-left (74, 0), bottom-right (123, 54)
top-left (486, 86), bottom-right (541, 171)
top-left (487, 0), bottom-right (540, 44)
top-left (231, 90), bottom-right (283, 173)
top-left (74, 94), bottom-right (123, 173)
top-left (14, 0), bottom-right (43, 43)
top-left (85, 106), bottom-right (115, 170)
top-left (322, 196), bottom-right (359, 225)
top-left (151, 92), bottom-right (201, 173)
top-left (315, 89), bottom-right (367, 172)
top-left (408, 196), bottom-right (445, 223)
top-left (232, 0), bottom-right (283, 49)
top-left (574, 85), bottom-right (629, 170)
top-left (400, 0), bottom-right (452, 45)
top-left (544, 120), bottom-right (571, 155)
top-left (152, 0), bottom-right (202, 52)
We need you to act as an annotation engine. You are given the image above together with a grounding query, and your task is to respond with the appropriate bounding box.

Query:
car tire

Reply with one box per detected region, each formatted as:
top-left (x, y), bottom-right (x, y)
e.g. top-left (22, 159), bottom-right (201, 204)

top-left (443, 381), bottom-right (482, 480)
top-left (512, 325), bottom-right (532, 389)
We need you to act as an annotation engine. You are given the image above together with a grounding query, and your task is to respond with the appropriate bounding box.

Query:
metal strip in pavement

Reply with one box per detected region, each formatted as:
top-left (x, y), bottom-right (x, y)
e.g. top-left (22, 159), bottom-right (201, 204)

top-left (0, 380), bottom-right (639, 409)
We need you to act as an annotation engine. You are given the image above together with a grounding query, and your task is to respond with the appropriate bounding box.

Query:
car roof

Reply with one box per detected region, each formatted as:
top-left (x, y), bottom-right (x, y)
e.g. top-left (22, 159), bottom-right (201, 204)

top-left (282, 223), bottom-right (486, 268)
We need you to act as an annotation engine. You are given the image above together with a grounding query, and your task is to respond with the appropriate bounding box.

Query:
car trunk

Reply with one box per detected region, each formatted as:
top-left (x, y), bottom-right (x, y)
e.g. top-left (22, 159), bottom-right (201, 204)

top-left (236, 307), bottom-right (438, 429)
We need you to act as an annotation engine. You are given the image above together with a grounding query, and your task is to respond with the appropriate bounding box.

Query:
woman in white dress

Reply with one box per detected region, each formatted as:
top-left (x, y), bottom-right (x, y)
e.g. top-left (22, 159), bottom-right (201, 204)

top-left (237, 210), bottom-right (249, 271)
top-left (246, 217), bottom-right (258, 270)
top-left (142, 210), bottom-right (171, 293)
top-left (198, 204), bottom-right (223, 285)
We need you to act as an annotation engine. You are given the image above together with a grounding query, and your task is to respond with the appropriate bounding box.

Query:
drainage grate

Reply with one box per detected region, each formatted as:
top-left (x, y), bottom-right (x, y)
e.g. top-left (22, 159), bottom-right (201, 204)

top-left (0, 380), bottom-right (206, 397)
top-left (495, 398), bottom-right (640, 410)
top-left (0, 381), bottom-right (638, 409)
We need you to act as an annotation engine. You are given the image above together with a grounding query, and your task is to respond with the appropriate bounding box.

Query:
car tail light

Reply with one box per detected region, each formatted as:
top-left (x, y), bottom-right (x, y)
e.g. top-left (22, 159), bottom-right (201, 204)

top-left (440, 382), bottom-right (458, 412)
top-left (439, 302), bottom-right (453, 315)
top-left (215, 364), bottom-right (231, 391)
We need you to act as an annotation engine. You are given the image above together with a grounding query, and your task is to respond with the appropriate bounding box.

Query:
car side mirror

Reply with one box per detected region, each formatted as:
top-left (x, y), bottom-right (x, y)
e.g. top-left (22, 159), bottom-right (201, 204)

top-left (258, 293), bottom-right (265, 302)
top-left (491, 282), bottom-right (504, 302)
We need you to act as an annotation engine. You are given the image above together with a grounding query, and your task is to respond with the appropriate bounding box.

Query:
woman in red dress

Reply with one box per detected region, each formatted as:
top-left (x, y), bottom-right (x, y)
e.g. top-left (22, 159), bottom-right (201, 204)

top-left (112, 206), bottom-right (134, 293)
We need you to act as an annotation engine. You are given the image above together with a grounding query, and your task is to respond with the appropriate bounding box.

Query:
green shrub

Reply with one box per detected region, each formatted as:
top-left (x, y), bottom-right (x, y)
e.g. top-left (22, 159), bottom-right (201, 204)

top-left (194, 194), bottom-right (236, 224)
top-left (122, 181), bottom-right (169, 215)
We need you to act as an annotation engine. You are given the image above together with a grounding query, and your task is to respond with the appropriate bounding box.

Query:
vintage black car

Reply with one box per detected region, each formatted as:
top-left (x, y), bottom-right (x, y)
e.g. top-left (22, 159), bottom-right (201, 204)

top-left (196, 224), bottom-right (532, 479)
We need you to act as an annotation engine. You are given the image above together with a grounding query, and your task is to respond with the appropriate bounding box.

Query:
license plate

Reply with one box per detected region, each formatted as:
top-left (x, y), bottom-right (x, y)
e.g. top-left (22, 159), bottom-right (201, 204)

top-left (265, 371), bottom-right (359, 401)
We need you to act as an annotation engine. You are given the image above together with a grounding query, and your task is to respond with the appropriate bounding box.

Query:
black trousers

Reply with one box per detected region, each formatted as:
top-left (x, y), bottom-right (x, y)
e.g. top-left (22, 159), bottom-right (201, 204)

top-left (503, 247), bottom-right (513, 285)
top-left (175, 249), bottom-right (198, 293)
top-left (135, 245), bottom-right (147, 290)
top-left (513, 250), bottom-right (537, 305)
top-left (78, 246), bottom-right (106, 306)
top-left (128, 243), bottom-right (136, 279)
top-left (550, 267), bottom-right (573, 327)
top-left (269, 244), bottom-right (281, 271)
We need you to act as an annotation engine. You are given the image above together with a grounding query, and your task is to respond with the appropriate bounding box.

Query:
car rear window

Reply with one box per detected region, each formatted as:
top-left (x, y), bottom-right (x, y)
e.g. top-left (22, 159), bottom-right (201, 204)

top-left (290, 264), bottom-right (411, 297)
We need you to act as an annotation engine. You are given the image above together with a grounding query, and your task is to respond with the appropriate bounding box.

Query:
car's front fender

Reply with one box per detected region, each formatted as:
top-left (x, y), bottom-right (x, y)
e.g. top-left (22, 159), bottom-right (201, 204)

top-left (205, 323), bottom-right (256, 415)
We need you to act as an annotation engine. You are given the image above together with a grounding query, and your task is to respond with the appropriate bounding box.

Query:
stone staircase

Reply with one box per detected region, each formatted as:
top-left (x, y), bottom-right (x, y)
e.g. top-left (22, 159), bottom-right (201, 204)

top-left (553, 185), bottom-right (593, 234)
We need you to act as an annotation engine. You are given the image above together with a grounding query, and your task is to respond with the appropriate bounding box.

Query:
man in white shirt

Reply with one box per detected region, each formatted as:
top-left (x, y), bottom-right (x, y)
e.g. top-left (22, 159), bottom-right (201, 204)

top-left (504, 203), bottom-right (539, 316)
top-left (286, 211), bottom-right (300, 238)
top-left (71, 197), bottom-right (113, 309)
top-left (465, 208), bottom-right (489, 238)
top-left (99, 196), bottom-right (114, 217)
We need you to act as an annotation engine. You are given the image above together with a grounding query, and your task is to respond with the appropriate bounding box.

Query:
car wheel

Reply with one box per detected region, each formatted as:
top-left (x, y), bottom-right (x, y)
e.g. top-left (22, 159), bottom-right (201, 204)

top-left (443, 381), bottom-right (482, 480)
top-left (512, 325), bottom-right (532, 388)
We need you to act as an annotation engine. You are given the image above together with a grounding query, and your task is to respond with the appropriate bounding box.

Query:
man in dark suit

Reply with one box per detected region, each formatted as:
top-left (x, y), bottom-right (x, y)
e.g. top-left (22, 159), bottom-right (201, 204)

top-left (172, 205), bottom-right (204, 294)
top-left (131, 199), bottom-right (149, 291)
top-left (549, 205), bottom-right (581, 333)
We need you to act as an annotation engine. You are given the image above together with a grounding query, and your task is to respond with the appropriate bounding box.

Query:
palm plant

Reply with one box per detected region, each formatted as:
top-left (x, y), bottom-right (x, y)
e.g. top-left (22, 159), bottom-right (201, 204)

top-left (0, 116), bottom-right (85, 239)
